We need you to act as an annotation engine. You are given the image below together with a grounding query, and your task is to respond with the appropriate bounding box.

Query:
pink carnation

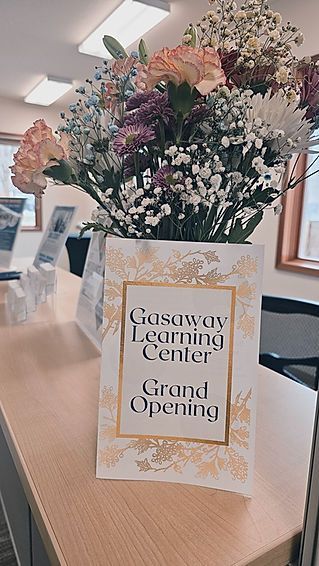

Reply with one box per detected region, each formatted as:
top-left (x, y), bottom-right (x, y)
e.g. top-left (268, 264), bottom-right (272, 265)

top-left (101, 81), bottom-right (120, 114)
top-left (11, 119), bottom-right (69, 196)
top-left (139, 45), bottom-right (226, 95)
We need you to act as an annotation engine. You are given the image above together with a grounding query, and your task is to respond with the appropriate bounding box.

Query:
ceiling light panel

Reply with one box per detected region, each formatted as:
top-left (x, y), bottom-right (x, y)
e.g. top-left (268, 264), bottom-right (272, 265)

top-left (24, 77), bottom-right (73, 106)
top-left (78, 0), bottom-right (170, 59)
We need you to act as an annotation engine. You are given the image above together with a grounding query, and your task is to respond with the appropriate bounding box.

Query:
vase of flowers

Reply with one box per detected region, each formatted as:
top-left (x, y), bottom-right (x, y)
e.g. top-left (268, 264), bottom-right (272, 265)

top-left (11, 0), bottom-right (319, 245)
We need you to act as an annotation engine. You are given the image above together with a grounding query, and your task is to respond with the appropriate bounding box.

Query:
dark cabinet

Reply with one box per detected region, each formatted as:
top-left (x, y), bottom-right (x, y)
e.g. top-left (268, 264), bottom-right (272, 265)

top-left (0, 426), bottom-right (50, 566)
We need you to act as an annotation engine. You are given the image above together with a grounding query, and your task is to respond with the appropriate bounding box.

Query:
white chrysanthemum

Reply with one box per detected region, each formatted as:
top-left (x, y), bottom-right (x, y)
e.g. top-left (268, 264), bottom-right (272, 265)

top-left (246, 90), bottom-right (315, 155)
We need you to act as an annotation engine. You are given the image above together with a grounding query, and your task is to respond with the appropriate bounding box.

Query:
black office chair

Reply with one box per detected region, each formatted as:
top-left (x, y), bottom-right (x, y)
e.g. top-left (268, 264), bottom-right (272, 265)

top-left (259, 296), bottom-right (319, 390)
top-left (65, 232), bottom-right (91, 277)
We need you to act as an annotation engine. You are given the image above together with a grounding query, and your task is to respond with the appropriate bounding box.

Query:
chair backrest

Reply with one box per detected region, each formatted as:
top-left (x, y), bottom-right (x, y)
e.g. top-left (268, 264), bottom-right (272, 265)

top-left (65, 233), bottom-right (91, 277)
top-left (260, 295), bottom-right (319, 389)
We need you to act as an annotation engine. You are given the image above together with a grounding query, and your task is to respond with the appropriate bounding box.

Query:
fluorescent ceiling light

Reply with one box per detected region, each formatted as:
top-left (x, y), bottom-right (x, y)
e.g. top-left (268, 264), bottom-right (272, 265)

top-left (24, 77), bottom-right (73, 106)
top-left (78, 0), bottom-right (170, 59)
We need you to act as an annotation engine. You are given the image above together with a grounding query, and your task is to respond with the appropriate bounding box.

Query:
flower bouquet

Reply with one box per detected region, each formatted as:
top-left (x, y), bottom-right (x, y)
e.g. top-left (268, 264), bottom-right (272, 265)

top-left (11, 0), bottom-right (319, 244)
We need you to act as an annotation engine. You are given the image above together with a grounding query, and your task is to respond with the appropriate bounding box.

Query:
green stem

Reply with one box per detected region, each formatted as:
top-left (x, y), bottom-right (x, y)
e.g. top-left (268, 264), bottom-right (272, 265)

top-left (134, 153), bottom-right (143, 188)
top-left (158, 119), bottom-right (166, 156)
top-left (211, 206), bottom-right (235, 242)
top-left (176, 113), bottom-right (184, 144)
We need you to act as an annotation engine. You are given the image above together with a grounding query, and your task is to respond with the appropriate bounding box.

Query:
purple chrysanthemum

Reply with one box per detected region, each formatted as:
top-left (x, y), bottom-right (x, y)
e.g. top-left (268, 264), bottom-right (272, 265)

top-left (184, 103), bottom-right (212, 129)
top-left (152, 165), bottom-right (175, 189)
top-left (125, 92), bottom-right (174, 127)
top-left (126, 91), bottom-right (156, 111)
top-left (124, 112), bottom-right (139, 126)
top-left (299, 66), bottom-right (319, 119)
top-left (113, 124), bottom-right (155, 157)
top-left (138, 93), bottom-right (174, 126)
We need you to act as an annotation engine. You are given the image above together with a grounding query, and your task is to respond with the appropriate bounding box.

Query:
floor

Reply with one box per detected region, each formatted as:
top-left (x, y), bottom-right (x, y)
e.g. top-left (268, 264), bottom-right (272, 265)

top-left (0, 503), bottom-right (17, 566)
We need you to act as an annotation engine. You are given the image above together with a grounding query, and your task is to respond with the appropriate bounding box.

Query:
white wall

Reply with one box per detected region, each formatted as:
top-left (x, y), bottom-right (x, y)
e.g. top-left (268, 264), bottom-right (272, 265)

top-left (0, 96), bottom-right (95, 263)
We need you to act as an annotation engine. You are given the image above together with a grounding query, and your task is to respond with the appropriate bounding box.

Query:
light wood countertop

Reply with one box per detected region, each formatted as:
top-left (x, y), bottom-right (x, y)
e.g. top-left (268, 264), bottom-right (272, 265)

top-left (0, 267), bottom-right (315, 566)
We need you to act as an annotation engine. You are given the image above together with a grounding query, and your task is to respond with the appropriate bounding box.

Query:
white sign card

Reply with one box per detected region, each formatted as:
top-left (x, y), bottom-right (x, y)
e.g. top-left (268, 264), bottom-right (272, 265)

top-left (97, 239), bottom-right (263, 495)
top-left (33, 205), bottom-right (76, 268)
top-left (76, 231), bottom-right (105, 349)
top-left (0, 197), bottom-right (25, 269)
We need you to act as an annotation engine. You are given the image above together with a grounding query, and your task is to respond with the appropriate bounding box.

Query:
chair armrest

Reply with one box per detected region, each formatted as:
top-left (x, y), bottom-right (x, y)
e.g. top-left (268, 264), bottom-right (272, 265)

top-left (260, 353), bottom-right (318, 370)
top-left (259, 352), bottom-right (284, 374)
top-left (259, 353), bottom-right (318, 389)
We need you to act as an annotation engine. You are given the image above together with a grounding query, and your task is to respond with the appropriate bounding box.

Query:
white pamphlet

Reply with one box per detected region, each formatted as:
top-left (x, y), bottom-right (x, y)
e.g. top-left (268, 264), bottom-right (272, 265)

top-left (33, 205), bottom-right (76, 268)
top-left (0, 197), bottom-right (25, 269)
top-left (76, 231), bottom-right (105, 349)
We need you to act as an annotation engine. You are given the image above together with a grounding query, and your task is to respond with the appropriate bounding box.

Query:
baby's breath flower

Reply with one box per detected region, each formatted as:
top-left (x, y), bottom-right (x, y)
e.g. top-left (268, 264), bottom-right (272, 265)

top-left (165, 145), bottom-right (178, 157)
top-left (234, 10), bottom-right (246, 21)
top-left (269, 29), bottom-right (280, 41)
top-left (276, 67), bottom-right (289, 84)
top-left (161, 204), bottom-right (171, 216)
top-left (286, 90), bottom-right (297, 103)
top-left (145, 216), bottom-right (160, 226)
top-left (199, 167), bottom-right (212, 179)
top-left (295, 32), bottom-right (304, 46)
top-left (221, 136), bottom-right (230, 148)
top-left (273, 12), bottom-right (282, 24)
top-left (182, 34), bottom-right (192, 45)
top-left (274, 204), bottom-right (283, 215)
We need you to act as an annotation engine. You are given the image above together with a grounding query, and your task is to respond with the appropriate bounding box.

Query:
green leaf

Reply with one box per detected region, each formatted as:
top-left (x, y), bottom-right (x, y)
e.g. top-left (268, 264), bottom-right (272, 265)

top-left (183, 24), bottom-right (197, 47)
top-left (44, 160), bottom-right (74, 184)
top-left (79, 223), bottom-right (93, 238)
top-left (79, 222), bottom-right (108, 237)
top-left (250, 83), bottom-right (268, 96)
top-left (103, 35), bottom-right (127, 59)
top-left (167, 81), bottom-right (178, 105)
top-left (216, 233), bottom-right (228, 243)
top-left (228, 212), bottom-right (263, 243)
top-left (228, 219), bottom-right (243, 243)
top-left (138, 39), bottom-right (149, 64)
top-left (167, 81), bottom-right (197, 116)
top-left (245, 188), bottom-right (275, 207)
top-left (102, 167), bottom-right (121, 190)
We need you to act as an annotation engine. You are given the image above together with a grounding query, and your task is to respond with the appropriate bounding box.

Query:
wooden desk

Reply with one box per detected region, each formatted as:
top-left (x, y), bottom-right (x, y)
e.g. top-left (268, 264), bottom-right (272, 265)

top-left (0, 268), bottom-right (316, 566)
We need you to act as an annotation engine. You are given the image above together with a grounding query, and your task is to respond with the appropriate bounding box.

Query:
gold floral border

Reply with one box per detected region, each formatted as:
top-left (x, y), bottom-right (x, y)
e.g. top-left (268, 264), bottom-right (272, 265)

top-left (99, 386), bottom-right (251, 482)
